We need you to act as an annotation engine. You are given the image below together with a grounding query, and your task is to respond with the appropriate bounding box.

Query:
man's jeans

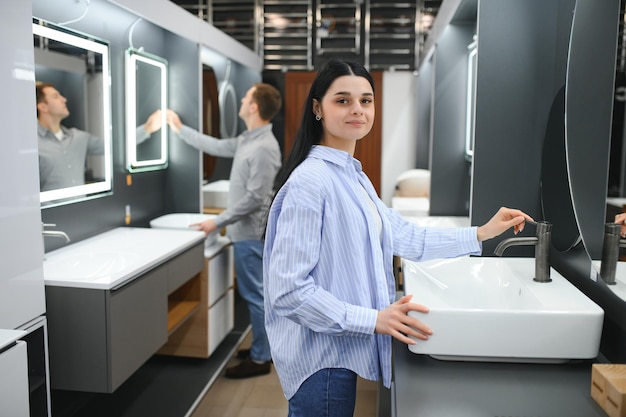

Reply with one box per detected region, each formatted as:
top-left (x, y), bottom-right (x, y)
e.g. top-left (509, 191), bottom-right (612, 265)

top-left (233, 240), bottom-right (271, 362)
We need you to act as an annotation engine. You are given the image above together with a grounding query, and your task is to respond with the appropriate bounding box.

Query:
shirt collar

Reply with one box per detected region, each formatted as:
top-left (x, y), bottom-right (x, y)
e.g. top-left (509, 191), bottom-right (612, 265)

top-left (38, 124), bottom-right (68, 137)
top-left (309, 145), bottom-right (363, 172)
top-left (242, 123), bottom-right (273, 140)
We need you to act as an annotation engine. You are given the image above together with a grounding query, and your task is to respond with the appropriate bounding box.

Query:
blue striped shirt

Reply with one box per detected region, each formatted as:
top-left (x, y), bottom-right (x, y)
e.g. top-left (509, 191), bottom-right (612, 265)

top-left (263, 145), bottom-right (481, 399)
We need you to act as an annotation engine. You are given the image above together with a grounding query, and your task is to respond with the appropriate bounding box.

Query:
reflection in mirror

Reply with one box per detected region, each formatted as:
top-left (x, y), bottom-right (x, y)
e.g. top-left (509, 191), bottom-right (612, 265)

top-left (563, 0), bottom-right (619, 290)
top-left (218, 60), bottom-right (238, 138)
top-left (125, 48), bottom-right (168, 172)
top-left (541, 85), bottom-right (581, 252)
top-left (33, 19), bottom-right (112, 207)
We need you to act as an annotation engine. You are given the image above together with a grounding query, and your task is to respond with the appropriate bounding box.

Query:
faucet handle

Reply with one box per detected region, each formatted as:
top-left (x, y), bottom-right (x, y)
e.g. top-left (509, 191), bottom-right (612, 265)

top-left (42, 223), bottom-right (57, 228)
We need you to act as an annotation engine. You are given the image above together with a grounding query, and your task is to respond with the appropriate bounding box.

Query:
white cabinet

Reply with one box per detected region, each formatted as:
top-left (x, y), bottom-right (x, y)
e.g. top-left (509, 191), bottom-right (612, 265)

top-left (158, 240), bottom-right (235, 357)
top-left (0, 332), bottom-right (30, 417)
top-left (0, 0), bottom-right (46, 331)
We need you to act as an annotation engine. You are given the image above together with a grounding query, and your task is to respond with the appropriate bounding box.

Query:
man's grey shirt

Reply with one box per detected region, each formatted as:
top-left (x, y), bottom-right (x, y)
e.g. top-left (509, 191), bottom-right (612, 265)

top-left (178, 124), bottom-right (281, 242)
top-left (37, 124), bottom-right (104, 191)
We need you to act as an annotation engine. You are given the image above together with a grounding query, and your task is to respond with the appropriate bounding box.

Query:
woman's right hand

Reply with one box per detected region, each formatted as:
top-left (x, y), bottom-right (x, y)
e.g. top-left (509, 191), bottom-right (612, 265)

top-left (375, 294), bottom-right (432, 345)
top-left (615, 213), bottom-right (626, 237)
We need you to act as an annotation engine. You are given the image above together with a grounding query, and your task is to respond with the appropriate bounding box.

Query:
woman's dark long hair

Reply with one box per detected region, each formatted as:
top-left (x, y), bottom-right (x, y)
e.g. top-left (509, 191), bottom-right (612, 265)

top-left (272, 60), bottom-right (375, 194)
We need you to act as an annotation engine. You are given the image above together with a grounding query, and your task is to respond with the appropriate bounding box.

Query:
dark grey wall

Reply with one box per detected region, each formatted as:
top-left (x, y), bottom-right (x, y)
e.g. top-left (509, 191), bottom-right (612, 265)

top-left (470, 0), bottom-right (575, 256)
top-left (429, 23), bottom-right (475, 216)
top-left (34, 1), bottom-right (202, 250)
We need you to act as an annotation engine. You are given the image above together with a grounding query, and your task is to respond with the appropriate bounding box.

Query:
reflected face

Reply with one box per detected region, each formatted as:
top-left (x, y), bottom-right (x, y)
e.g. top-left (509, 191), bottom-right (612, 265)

top-left (39, 86), bottom-right (70, 121)
top-left (314, 75), bottom-right (375, 152)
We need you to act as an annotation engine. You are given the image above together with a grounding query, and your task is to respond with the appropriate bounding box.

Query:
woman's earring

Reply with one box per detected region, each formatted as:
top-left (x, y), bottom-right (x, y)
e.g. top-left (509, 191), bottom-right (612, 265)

top-left (315, 114), bottom-right (321, 121)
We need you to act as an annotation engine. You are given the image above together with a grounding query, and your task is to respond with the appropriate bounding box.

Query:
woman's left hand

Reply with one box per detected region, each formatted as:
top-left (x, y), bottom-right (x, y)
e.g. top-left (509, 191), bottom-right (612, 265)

top-left (375, 294), bottom-right (432, 345)
top-left (476, 207), bottom-right (534, 242)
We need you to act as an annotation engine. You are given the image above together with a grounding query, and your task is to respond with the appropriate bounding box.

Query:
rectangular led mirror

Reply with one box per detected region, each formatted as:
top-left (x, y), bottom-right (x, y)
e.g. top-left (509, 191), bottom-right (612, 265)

top-left (33, 18), bottom-right (112, 207)
top-left (125, 48), bottom-right (168, 172)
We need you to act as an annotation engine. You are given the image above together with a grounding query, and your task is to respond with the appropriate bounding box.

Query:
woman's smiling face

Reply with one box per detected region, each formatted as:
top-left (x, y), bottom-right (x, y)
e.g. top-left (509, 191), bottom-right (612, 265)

top-left (313, 74), bottom-right (375, 154)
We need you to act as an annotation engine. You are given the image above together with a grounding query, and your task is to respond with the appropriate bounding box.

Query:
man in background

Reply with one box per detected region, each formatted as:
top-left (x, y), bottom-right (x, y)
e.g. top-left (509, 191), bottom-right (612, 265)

top-left (167, 82), bottom-right (282, 378)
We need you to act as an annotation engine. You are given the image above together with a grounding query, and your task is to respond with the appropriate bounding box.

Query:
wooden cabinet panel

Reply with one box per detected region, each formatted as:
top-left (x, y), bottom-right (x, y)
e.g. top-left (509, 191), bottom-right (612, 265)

top-left (283, 70), bottom-right (383, 194)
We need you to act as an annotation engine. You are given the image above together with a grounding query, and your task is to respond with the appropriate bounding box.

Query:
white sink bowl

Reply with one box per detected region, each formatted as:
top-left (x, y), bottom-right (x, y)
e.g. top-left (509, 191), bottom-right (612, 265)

top-left (202, 180), bottom-right (229, 209)
top-left (150, 213), bottom-right (219, 247)
top-left (403, 257), bottom-right (603, 362)
top-left (44, 228), bottom-right (205, 289)
top-left (593, 260), bottom-right (626, 301)
top-left (45, 251), bottom-right (141, 282)
top-left (403, 216), bottom-right (470, 228)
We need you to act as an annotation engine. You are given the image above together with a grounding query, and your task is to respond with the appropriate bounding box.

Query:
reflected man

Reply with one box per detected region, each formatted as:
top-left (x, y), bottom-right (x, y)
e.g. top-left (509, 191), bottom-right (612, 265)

top-left (36, 81), bottom-right (162, 191)
top-left (36, 82), bottom-right (104, 191)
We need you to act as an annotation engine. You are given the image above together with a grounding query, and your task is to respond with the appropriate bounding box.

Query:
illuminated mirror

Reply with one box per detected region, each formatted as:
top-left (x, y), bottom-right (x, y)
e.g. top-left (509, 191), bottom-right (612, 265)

top-left (465, 36), bottom-right (477, 161)
top-left (125, 48), bottom-right (168, 172)
top-left (33, 19), bottom-right (112, 207)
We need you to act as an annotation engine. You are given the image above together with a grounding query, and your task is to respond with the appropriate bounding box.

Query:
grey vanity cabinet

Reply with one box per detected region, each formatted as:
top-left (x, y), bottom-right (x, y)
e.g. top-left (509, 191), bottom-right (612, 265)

top-left (45, 242), bottom-right (204, 393)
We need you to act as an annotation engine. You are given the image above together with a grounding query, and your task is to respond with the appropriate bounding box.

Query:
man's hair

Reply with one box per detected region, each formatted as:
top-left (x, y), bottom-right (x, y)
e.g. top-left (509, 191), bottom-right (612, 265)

top-left (252, 83), bottom-right (282, 122)
top-left (35, 81), bottom-right (55, 118)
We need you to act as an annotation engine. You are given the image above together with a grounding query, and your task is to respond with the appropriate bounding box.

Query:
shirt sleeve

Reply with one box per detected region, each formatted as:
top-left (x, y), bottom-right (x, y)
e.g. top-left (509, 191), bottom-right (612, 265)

top-left (135, 125), bottom-right (150, 145)
top-left (78, 129), bottom-right (104, 156)
top-left (177, 124), bottom-right (238, 158)
top-left (384, 205), bottom-right (482, 260)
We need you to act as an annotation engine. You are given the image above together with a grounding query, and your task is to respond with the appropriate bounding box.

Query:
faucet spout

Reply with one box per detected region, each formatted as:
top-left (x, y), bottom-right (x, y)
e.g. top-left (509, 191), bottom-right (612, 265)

top-left (42, 230), bottom-right (71, 243)
top-left (493, 221), bottom-right (552, 283)
top-left (494, 237), bottom-right (538, 256)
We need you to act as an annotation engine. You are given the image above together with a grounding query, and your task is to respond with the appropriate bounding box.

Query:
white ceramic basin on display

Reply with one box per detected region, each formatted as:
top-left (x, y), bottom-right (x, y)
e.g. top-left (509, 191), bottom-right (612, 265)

top-left (44, 227), bottom-right (205, 289)
top-left (403, 257), bottom-right (604, 362)
top-left (202, 180), bottom-right (230, 209)
top-left (403, 216), bottom-right (470, 228)
top-left (150, 213), bottom-right (219, 247)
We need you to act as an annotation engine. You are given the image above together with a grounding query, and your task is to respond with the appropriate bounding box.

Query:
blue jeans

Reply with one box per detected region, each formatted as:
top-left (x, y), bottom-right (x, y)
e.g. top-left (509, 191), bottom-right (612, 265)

top-left (288, 368), bottom-right (357, 417)
top-left (233, 240), bottom-right (271, 362)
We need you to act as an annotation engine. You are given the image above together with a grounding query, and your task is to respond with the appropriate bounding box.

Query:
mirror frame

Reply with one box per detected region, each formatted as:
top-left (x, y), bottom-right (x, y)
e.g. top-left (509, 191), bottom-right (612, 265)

top-left (125, 48), bottom-right (168, 172)
top-left (33, 20), bottom-right (112, 207)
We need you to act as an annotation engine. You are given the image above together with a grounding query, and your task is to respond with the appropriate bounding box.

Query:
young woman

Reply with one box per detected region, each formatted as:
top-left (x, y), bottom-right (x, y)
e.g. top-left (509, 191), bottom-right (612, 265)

top-left (263, 60), bottom-right (532, 417)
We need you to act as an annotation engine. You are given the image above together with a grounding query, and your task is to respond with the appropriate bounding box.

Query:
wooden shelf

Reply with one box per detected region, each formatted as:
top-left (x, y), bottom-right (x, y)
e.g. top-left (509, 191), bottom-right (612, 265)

top-left (167, 275), bottom-right (202, 335)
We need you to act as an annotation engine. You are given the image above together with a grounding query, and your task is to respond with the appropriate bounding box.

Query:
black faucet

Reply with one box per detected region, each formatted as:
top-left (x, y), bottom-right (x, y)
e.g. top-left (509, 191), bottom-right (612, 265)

top-left (493, 221), bottom-right (552, 283)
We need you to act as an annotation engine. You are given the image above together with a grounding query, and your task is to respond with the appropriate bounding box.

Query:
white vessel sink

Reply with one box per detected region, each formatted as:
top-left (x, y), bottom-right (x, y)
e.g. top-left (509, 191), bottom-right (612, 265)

top-left (150, 213), bottom-right (219, 247)
top-left (403, 257), bottom-right (603, 362)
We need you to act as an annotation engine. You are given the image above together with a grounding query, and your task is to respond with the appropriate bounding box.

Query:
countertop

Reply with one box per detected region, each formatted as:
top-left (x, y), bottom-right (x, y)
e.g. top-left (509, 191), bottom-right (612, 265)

top-left (392, 339), bottom-right (607, 417)
top-left (205, 236), bottom-right (231, 259)
top-left (43, 227), bottom-right (205, 290)
top-left (0, 329), bottom-right (26, 351)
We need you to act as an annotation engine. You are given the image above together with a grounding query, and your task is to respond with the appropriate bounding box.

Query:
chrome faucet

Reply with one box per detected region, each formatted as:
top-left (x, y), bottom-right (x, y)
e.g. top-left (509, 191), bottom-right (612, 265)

top-left (600, 223), bottom-right (626, 285)
top-left (494, 220), bottom-right (552, 283)
top-left (42, 223), bottom-right (70, 243)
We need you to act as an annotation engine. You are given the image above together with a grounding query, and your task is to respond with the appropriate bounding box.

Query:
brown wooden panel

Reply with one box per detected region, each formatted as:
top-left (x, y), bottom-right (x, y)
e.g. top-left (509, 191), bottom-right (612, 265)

top-left (283, 71), bottom-right (383, 194)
